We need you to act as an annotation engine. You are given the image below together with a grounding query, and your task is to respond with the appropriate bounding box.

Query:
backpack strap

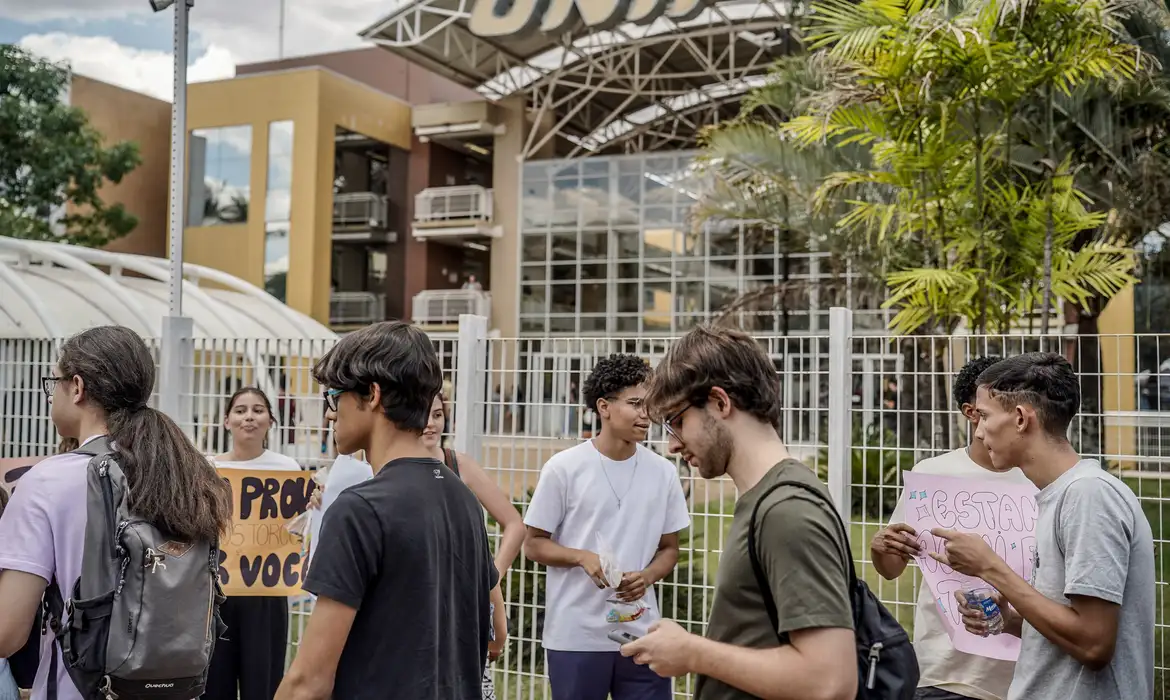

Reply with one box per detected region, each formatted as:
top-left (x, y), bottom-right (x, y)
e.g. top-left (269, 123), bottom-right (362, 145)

top-left (443, 448), bottom-right (461, 478)
top-left (44, 576), bottom-right (64, 700)
top-left (746, 479), bottom-right (857, 640)
top-left (70, 436), bottom-right (114, 458)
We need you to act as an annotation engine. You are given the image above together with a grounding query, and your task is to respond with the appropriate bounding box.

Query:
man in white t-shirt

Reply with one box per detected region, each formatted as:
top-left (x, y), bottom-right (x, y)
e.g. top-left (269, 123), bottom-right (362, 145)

top-left (524, 354), bottom-right (690, 700)
top-left (870, 357), bottom-right (1032, 700)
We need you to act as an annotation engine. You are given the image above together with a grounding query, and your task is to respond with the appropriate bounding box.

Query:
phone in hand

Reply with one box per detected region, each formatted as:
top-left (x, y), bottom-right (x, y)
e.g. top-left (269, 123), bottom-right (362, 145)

top-left (607, 630), bottom-right (640, 646)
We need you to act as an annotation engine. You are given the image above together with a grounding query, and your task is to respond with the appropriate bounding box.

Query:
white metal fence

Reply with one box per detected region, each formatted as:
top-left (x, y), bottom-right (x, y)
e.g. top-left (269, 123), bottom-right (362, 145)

top-left (2, 312), bottom-right (1168, 699)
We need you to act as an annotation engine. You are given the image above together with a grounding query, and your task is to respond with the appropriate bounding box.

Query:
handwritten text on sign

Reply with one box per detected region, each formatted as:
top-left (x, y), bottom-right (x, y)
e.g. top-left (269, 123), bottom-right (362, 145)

top-left (901, 471), bottom-right (1039, 661)
top-left (216, 468), bottom-right (312, 597)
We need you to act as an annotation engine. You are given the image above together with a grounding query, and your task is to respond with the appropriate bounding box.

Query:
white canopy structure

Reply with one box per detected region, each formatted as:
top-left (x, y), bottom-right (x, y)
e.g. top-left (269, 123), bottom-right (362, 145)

top-left (0, 239), bottom-right (335, 341)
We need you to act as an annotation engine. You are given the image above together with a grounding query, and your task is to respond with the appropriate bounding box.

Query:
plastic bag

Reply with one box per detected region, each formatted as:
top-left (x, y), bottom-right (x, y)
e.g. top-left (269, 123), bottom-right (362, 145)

top-left (595, 532), bottom-right (623, 589)
top-left (285, 467), bottom-right (330, 541)
top-left (596, 532), bottom-right (649, 624)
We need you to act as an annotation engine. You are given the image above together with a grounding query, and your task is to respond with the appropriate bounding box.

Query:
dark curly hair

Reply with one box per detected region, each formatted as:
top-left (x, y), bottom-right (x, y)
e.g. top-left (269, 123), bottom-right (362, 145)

top-left (583, 354), bottom-right (650, 413)
top-left (953, 356), bottom-right (1002, 409)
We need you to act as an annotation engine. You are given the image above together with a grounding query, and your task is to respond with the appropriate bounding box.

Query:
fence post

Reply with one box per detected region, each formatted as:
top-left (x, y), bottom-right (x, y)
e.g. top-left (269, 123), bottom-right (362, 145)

top-left (159, 315), bottom-right (194, 433)
top-left (827, 307), bottom-right (854, 527)
top-left (454, 314), bottom-right (488, 458)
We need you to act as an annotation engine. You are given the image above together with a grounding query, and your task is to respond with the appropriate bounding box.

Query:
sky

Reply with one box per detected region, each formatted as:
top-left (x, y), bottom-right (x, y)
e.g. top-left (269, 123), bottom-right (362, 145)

top-left (0, 0), bottom-right (400, 101)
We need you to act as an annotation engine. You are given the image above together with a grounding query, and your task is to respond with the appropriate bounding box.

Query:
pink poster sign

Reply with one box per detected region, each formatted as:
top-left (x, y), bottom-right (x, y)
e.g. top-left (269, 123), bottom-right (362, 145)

top-left (901, 471), bottom-right (1039, 661)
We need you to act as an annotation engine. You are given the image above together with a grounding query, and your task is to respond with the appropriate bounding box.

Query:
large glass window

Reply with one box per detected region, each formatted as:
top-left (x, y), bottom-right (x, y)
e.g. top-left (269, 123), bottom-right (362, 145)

top-left (263, 121), bottom-right (294, 302)
top-left (517, 151), bottom-right (882, 335)
top-left (187, 125), bottom-right (251, 226)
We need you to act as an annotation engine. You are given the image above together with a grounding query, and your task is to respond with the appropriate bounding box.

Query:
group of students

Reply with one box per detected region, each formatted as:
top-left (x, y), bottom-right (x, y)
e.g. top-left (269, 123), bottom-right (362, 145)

top-left (0, 319), bottom-right (1157, 700)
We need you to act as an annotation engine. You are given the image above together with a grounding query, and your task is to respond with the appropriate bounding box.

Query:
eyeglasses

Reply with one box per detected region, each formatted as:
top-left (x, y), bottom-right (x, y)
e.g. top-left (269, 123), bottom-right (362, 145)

top-left (41, 376), bottom-right (63, 400)
top-left (323, 388), bottom-right (346, 412)
top-left (662, 404), bottom-right (689, 442)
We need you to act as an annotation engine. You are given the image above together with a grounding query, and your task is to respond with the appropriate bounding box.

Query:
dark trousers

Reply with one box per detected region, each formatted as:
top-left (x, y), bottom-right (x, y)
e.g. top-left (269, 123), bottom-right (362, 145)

top-left (914, 689), bottom-right (981, 700)
top-left (546, 650), bottom-right (671, 700)
top-left (203, 596), bottom-right (288, 700)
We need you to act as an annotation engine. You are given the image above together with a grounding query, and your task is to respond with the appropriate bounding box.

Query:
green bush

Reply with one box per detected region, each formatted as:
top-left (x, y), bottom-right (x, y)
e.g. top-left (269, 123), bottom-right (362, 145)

top-left (812, 423), bottom-right (916, 519)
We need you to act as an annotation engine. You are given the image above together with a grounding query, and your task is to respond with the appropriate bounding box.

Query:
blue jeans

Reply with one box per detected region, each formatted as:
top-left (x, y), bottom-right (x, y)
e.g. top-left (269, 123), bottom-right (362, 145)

top-left (0, 663), bottom-right (18, 700)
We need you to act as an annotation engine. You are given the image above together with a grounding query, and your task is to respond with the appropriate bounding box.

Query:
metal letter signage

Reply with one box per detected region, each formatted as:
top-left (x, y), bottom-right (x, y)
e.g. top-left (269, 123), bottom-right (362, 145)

top-left (468, 0), bottom-right (704, 38)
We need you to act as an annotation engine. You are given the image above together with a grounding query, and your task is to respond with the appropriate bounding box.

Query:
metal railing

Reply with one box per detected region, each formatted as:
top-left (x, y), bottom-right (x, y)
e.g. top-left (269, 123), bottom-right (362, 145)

top-left (4, 317), bottom-right (1169, 699)
top-left (333, 192), bottom-right (388, 229)
top-left (412, 289), bottom-right (492, 325)
top-left (329, 291), bottom-right (385, 326)
top-left (414, 185), bottom-right (493, 223)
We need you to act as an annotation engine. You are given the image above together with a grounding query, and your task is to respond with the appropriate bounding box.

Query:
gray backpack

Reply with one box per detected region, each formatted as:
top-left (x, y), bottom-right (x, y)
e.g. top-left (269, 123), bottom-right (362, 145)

top-left (44, 438), bottom-right (226, 700)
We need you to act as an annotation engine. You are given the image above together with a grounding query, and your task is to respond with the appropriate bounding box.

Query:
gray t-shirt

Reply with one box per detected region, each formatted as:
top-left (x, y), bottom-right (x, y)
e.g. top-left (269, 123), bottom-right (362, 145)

top-left (1007, 460), bottom-right (1154, 700)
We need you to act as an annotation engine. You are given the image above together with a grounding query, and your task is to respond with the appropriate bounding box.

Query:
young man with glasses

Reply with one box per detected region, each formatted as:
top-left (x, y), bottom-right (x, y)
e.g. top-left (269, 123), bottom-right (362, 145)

top-left (524, 354), bottom-right (690, 700)
top-left (274, 321), bottom-right (498, 700)
top-left (621, 325), bottom-right (857, 700)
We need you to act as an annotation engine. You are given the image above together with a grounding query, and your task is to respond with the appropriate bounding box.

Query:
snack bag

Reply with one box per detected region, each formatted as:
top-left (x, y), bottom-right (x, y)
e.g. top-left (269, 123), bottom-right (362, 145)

top-left (596, 532), bottom-right (650, 623)
top-left (285, 467), bottom-right (330, 548)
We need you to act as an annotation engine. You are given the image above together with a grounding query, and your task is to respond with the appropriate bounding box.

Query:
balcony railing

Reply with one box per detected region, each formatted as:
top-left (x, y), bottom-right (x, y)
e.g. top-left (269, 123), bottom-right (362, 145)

top-left (412, 289), bottom-right (491, 326)
top-left (415, 186), bottom-right (493, 223)
top-left (334, 192), bottom-right (388, 230)
top-left (330, 291), bottom-right (385, 326)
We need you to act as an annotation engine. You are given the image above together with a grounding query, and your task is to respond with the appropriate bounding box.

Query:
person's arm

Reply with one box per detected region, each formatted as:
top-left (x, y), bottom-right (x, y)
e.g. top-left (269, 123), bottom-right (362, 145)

top-left (279, 491), bottom-right (382, 698)
top-left (980, 564), bottom-right (1119, 669)
top-left (521, 462), bottom-right (606, 585)
top-left (690, 627), bottom-right (856, 700)
top-left (488, 584), bottom-right (507, 661)
top-left (274, 596), bottom-right (357, 700)
top-left (617, 460), bottom-right (691, 602)
top-left (0, 466), bottom-right (57, 656)
top-left (623, 493), bottom-right (856, 700)
top-left (936, 477), bottom-right (1134, 670)
top-left (870, 523), bottom-right (920, 580)
top-left (617, 533), bottom-right (679, 602)
top-left (456, 451), bottom-right (524, 575)
top-left (0, 571), bottom-right (46, 657)
top-left (869, 483), bottom-right (919, 581)
top-left (525, 526), bottom-right (607, 587)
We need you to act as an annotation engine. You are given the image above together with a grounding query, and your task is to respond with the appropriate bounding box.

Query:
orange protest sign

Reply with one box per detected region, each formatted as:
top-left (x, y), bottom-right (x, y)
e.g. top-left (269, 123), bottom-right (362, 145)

top-left (215, 468), bottom-right (313, 597)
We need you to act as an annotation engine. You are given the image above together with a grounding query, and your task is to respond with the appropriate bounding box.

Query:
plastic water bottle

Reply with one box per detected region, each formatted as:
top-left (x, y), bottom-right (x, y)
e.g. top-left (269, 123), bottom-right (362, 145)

top-left (962, 586), bottom-right (1004, 636)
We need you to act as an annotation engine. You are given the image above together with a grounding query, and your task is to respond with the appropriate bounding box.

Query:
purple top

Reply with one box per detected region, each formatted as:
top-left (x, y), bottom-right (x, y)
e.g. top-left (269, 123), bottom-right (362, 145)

top-left (0, 442), bottom-right (97, 700)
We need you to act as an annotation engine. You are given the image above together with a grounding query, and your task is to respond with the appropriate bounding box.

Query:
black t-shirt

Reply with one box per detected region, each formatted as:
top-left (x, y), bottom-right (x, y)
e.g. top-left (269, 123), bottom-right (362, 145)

top-left (305, 457), bottom-right (499, 699)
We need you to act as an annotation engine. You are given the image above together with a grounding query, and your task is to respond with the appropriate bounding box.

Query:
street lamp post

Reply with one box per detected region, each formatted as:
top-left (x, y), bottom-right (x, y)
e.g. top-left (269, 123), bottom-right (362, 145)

top-left (154, 0), bottom-right (194, 427)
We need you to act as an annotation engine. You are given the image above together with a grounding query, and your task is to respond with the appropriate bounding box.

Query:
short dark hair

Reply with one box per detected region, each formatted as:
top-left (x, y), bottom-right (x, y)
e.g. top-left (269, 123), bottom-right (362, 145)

top-left (312, 321), bottom-right (442, 433)
top-left (644, 324), bottom-right (781, 429)
top-left (583, 354), bottom-right (650, 413)
top-left (953, 356), bottom-right (1001, 409)
top-left (976, 352), bottom-right (1080, 436)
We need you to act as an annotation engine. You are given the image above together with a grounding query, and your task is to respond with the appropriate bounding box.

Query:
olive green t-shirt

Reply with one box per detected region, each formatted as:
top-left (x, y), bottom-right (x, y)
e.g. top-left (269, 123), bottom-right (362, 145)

top-left (694, 459), bottom-right (854, 700)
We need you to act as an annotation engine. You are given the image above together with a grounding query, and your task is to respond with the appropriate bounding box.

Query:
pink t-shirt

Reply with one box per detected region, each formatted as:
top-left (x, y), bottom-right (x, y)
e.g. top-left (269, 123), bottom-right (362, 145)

top-left (0, 445), bottom-right (95, 700)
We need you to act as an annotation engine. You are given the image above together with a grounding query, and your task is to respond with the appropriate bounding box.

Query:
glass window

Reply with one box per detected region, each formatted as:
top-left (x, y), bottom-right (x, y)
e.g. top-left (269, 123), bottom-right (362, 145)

top-left (550, 283), bottom-right (577, 314)
top-left (263, 222), bottom-right (289, 302)
top-left (265, 121), bottom-right (294, 223)
top-left (188, 125), bottom-right (252, 226)
top-left (522, 234), bottom-right (549, 263)
top-left (580, 283), bottom-right (607, 314)
top-left (580, 231), bottom-right (608, 260)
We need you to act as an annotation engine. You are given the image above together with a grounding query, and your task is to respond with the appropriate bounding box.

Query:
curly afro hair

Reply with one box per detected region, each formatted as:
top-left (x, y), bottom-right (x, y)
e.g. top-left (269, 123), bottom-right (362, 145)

top-left (583, 354), bottom-right (650, 413)
top-left (953, 355), bottom-right (1002, 409)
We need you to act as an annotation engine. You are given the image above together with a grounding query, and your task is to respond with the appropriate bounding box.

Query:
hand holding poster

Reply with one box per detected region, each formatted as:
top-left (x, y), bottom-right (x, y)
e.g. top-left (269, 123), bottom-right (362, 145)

top-left (901, 471), bottom-right (1039, 661)
top-left (217, 468), bottom-right (314, 596)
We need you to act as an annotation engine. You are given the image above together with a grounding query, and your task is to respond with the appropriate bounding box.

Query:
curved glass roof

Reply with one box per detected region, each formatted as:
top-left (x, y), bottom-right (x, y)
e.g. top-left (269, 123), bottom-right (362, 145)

top-left (362, 0), bottom-right (796, 154)
top-left (0, 240), bottom-right (335, 341)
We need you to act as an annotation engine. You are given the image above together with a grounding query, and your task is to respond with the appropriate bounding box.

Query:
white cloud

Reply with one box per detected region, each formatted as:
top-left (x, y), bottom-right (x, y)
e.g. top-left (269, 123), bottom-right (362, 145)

top-left (18, 32), bottom-right (237, 101)
top-left (8, 0), bottom-right (401, 101)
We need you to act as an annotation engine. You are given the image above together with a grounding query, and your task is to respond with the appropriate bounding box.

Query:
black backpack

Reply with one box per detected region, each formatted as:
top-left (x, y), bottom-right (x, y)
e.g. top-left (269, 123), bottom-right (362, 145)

top-left (747, 480), bottom-right (919, 700)
top-left (43, 438), bottom-right (226, 700)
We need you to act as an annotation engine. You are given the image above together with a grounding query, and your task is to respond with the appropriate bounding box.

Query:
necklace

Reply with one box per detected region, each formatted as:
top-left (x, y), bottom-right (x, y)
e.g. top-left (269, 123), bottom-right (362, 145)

top-left (597, 444), bottom-right (640, 509)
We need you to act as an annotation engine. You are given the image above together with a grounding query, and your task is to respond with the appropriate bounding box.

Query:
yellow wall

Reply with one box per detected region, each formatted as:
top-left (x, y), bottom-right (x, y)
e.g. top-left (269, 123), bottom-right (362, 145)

top-left (184, 68), bottom-right (412, 323)
top-left (1099, 287), bottom-right (1137, 463)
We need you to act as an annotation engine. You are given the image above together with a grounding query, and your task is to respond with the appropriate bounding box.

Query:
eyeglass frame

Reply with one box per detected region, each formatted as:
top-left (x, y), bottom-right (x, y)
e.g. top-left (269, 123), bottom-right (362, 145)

top-left (41, 375), bottom-right (64, 400)
top-left (658, 388), bottom-right (714, 443)
top-left (323, 388), bottom-right (347, 412)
